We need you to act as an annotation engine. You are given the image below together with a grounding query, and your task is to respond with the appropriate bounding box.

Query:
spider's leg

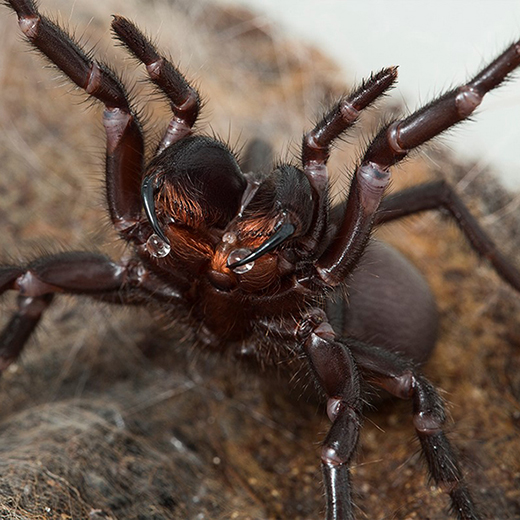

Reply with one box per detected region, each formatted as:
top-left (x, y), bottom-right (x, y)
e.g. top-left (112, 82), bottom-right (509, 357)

top-left (375, 180), bottom-right (520, 291)
top-left (6, 0), bottom-right (145, 242)
top-left (302, 68), bottom-right (397, 251)
top-left (317, 40), bottom-right (520, 285)
top-left (0, 252), bottom-right (183, 371)
top-left (0, 293), bottom-right (53, 372)
top-left (111, 16), bottom-right (201, 155)
top-left (346, 338), bottom-right (481, 520)
top-left (297, 309), bottom-right (364, 520)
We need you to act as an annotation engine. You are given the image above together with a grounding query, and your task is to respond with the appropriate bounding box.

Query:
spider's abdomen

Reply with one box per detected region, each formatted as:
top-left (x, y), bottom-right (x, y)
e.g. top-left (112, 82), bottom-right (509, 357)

top-left (335, 240), bottom-right (438, 364)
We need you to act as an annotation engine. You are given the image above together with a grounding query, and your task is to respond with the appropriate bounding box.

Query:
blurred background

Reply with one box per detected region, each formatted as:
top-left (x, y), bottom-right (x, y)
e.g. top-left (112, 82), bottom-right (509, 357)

top-left (1, 2), bottom-right (519, 518)
top-left (218, 0), bottom-right (520, 189)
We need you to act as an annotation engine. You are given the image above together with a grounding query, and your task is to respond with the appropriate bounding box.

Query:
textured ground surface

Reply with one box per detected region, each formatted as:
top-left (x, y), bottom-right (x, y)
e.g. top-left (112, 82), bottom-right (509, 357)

top-left (0, 0), bottom-right (519, 519)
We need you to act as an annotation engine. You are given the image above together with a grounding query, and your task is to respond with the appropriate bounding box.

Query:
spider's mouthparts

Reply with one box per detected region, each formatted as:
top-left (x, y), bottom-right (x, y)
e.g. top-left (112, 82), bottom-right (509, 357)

top-left (142, 173), bottom-right (171, 249)
top-left (226, 223), bottom-right (295, 270)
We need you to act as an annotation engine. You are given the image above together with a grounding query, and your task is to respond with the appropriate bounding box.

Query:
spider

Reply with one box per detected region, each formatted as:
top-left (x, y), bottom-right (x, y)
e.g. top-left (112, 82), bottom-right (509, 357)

top-left (1, 0), bottom-right (519, 518)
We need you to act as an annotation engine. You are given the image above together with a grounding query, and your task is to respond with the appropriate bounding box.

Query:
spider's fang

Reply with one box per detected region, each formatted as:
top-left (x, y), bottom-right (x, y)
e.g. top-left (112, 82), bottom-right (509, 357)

top-left (227, 223), bottom-right (295, 269)
top-left (141, 173), bottom-right (171, 248)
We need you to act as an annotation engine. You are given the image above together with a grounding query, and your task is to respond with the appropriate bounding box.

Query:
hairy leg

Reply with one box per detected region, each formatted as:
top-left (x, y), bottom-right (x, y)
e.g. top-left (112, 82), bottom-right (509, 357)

top-left (6, 0), bottom-right (146, 241)
top-left (376, 180), bottom-right (520, 291)
top-left (346, 337), bottom-right (481, 520)
top-left (317, 40), bottom-right (520, 285)
top-left (297, 309), bottom-right (363, 520)
top-left (111, 16), bottom-right (201, 156)
top-left (0, 252), bottom-right (183, 370)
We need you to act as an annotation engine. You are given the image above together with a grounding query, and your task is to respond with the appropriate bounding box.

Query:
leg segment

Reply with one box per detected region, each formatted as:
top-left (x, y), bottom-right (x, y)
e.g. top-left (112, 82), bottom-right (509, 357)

top-left (0, 252), bottom-right (184, 370)
top-left (317, 40), bottom-right (520, 286)
top-left (302, 68), bottom-right (397, 181)
top-left (298, 310), bottom-right (363, 520)
top-left (6, 0), bottom-right (145, 239)
top-left (364, 41), bottom-right (520, 169)
top-left (302, 68), bottom-right (397, 251)
top-left (0, 252), bottom-right (125, 371)
top-left (375, 180), bottom-right (520, 291)
top-left (347, 338), bottom-right (481, 520)
top-left (111, 16), bottom-right (201, 155)
top-left (0, 294), bottom-right (53, 371)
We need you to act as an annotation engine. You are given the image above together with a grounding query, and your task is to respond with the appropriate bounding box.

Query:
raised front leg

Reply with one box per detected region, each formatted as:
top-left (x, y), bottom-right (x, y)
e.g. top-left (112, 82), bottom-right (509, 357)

top-left (316, 40), bottom-right (520, 286)
top-left (301, 68), bottom-right (397, 251)
top-left (6, 0), bottom-right (145, 240)
top-left (111, 16), bottom-right (202, 156)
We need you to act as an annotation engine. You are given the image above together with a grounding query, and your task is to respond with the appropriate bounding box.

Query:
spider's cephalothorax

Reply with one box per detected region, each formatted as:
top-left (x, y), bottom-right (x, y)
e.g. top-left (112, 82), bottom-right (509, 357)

top-left (2, 1), bottom-right (520, 518)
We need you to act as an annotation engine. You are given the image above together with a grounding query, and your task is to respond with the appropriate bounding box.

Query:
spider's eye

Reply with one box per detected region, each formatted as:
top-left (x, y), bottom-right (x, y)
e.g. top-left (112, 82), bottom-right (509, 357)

top-left (148, 136), bottom-right (247, 229)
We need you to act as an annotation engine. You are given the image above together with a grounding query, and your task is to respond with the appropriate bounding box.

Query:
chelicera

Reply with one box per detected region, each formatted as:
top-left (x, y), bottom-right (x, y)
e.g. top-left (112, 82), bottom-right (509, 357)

top-left (2, 1), bottom-right (520, 518)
